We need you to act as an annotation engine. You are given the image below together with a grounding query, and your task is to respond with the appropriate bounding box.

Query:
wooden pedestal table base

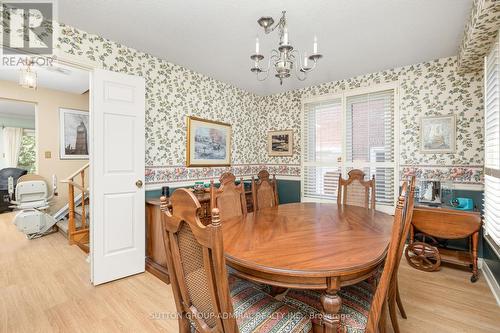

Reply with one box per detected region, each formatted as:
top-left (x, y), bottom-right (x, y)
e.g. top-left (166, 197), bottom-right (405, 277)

top-left (221, 203), bottom-right (394, 332)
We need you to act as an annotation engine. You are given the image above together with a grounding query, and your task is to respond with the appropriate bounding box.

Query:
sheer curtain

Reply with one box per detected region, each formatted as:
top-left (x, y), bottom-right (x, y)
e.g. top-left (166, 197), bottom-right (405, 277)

top-left (3, 127), bottom-right (24, 167)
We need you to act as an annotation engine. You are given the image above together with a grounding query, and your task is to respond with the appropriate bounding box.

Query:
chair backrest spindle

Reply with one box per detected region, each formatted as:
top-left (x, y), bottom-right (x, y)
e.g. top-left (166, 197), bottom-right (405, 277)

top-left (337, 169), bottom-right (376, 209)
top-left (251, 170), bottom-right (279, 210)
top-left (210, 172), bottom-right (247, 221)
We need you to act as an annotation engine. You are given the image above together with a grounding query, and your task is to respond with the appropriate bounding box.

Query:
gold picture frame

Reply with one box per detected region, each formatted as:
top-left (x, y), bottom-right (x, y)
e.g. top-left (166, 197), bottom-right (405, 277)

top-left (267, 130), bottom-right (293, 157)
top-left (186, 116), bottom-right (232, 167)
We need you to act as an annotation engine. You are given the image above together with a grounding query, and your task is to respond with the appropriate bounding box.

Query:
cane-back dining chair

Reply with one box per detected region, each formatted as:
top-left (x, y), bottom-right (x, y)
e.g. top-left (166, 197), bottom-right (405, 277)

top-left (210, 172), bottom-right (247, 221)
top-left (251, 170), bottom-right (279, 211)
top-left (160, 189), bottom-right (312, 333)
top-left (282, 179), bottom-right (414, 333)
top-left (388, 177), bottom-right (416, 333)
top-left (338, 169), bottom-right (376, 209)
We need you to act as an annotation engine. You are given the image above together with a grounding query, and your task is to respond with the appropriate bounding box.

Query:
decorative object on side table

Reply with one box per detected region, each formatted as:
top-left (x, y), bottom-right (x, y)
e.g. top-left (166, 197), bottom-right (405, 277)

top-left (186, 116), bottom-right (231, 167)
top-left (193, 181), bottom-right (205, 194)
top-left (267, 130), bottom-right (293, 156)
top-left (420, 115), bottom-right (456, 153)
top-left (59, 108), bottom-right (89, 160)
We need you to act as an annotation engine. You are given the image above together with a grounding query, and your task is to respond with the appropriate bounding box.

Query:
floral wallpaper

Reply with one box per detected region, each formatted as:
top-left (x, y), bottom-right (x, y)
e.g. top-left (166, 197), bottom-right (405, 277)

top-left (258, 57), bottom-right (484, 184)
top-left (457, 0), bottom-right (500, 74)
top-left (56, 24), bottom-right (264, 184)
top-left (56, 24), bottom-right (485, 185)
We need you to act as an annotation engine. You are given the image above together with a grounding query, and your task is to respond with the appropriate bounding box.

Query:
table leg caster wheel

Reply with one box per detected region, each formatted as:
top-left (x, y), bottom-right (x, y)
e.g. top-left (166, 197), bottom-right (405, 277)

top-left (470, 275), bottom-right (479, 283)
top-left (405, 241), bottom-right (441, 272)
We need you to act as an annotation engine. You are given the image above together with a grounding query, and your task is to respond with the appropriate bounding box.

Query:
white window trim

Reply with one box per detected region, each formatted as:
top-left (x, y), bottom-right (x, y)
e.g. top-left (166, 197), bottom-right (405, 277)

top-left (484, 32), bottom-right (500, 251)
top-left (300, 81), bottom-right (400, 214)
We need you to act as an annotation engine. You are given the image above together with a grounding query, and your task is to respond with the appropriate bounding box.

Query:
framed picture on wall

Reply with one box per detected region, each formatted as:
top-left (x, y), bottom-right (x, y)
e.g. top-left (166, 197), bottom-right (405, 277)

top-left (59, 108), bottom-right (89, 160)
top-left (186, 116), bottom-right (231, 167)
top-left (268, 130), bottom-right (293, 156)
top-left (420, 115), bottom-right (456, 153)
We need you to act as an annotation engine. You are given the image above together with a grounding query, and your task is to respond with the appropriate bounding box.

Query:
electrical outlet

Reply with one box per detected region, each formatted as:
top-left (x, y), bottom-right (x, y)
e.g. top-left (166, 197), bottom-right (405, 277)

top-left (44, 151), bottom-right (51, 158)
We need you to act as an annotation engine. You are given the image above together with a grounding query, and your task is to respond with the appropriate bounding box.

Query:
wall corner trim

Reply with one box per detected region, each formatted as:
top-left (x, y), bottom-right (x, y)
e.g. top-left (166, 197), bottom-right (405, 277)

top-left (481, 258), bottom-right (500, 307)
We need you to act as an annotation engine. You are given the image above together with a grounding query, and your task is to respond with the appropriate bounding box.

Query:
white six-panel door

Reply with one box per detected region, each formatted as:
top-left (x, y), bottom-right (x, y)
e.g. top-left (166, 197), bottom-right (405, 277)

top-left (91, 69), bottom-right (145, 285)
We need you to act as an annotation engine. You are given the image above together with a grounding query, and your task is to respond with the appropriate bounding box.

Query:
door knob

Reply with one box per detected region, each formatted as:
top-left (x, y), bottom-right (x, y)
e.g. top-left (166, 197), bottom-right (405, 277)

top-left (135, 180), bottom-right (143, 188)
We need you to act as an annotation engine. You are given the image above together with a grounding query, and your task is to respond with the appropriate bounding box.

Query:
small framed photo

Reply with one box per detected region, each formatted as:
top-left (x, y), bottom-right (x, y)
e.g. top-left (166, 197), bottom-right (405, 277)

top-left (59, 108), bottom-right (89, 160)
top-left (268, 130), bottom-right (293, 157)
top-left (187, 116), bottom-right (231, 167)
top-left (420, 115), bottom-right (456, 153)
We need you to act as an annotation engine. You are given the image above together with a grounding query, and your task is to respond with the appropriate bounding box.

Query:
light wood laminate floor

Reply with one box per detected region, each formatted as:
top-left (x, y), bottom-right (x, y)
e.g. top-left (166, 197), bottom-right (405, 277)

top-left (1, 212), bottom-right (499, 332)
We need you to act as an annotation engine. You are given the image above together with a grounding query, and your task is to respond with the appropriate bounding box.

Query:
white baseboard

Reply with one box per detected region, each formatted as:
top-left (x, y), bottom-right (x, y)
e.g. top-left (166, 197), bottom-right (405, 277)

top-left (481, 259), bottom-right (500, 307)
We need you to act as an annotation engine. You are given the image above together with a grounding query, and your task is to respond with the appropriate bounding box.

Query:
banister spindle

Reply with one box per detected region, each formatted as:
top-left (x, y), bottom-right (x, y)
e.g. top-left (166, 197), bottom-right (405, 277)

top-left (81, 170), bottom-right (86, 228)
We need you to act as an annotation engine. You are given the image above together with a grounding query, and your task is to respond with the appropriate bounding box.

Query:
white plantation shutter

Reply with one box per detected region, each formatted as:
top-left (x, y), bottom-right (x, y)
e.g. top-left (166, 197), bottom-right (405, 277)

top-left (301, 84), bottom-right (398, 210)
top-left (302, 99), bottom-right (343, 201)
top-left (345, 90), bottom-right (396, 207)
top-left (484, 35), bottom-right (500, 248)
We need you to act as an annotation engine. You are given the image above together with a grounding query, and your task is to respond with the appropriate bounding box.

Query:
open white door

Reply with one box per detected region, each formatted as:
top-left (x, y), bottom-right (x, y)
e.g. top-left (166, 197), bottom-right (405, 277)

top-left (90, 69), bottom-right (145, 285)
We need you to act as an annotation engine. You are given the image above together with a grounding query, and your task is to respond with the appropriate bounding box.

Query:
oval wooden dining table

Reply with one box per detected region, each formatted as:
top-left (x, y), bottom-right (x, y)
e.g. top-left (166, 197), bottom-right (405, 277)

top-left (222, 202), bottom-right (394, 333)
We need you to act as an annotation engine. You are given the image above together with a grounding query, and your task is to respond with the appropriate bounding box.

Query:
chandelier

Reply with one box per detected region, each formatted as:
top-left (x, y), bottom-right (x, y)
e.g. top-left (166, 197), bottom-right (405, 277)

top-left (250, 11), bottom-right (323, 85)
top-left (19, 60), bottom-right (37, 90)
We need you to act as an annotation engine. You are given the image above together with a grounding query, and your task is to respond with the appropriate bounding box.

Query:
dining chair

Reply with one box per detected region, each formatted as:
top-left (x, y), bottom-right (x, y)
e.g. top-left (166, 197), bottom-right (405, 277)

top-left (337, 169), bottom-right (376, 209)
top-left (160, 189), bottom-right (312, 333)
top-left (282, 180), bottom-right (413, 333)
top-left (251, 170), bottom-right (279, 210)
top-left (388, 176), bottom-right (416, 333)
top-left (210, 172), bottom-right (247, 221)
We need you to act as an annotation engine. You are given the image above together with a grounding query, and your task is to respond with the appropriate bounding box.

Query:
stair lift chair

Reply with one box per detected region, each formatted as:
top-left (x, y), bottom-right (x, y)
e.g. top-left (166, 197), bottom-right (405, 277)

top-left (0, 168), bottom-right (28, 213)
top-left (8, 174), bottom-right (58, 239)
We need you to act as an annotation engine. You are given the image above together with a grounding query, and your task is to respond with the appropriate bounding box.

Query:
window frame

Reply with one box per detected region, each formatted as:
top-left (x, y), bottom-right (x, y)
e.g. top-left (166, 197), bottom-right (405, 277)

top-left (300, 82), bottom-right (400, 214)
top-left (484, 33), bottom-right (500, 253)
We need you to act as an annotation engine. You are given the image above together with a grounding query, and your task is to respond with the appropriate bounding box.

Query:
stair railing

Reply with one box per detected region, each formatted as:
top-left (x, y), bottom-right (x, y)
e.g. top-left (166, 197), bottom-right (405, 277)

top-left (61, 162), bottom-right (89, 246)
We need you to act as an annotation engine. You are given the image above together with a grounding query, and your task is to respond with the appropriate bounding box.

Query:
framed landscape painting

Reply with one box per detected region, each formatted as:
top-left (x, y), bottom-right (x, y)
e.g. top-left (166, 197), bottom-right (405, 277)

top-left (186, 116), bottom-right (231, 166)
top-left (59, 108), bottom-right (89, 160)
top-left (268, 130), bottom-right (293, 156)
top-left (420, 115), bottom-right (455, 153)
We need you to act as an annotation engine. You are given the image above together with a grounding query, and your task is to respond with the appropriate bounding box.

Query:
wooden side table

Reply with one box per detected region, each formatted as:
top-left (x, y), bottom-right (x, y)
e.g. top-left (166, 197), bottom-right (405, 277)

top-left (408, 206), bottom-right (482, 282)
top-left (145, 192), bottom-right (211, 284)
top-left (145, 187), bottom-right (254, 284)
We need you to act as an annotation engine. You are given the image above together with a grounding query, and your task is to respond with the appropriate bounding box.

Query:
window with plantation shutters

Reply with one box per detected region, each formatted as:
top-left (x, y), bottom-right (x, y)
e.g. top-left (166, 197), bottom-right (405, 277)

top-left (345, 90), bottom-right (396, 207)
top-left (302, 84), bottom-right (398, 212)
top-left (484, 35), bottom-right (500, 249)
top-left (302, 98), bottom-right (343, 201)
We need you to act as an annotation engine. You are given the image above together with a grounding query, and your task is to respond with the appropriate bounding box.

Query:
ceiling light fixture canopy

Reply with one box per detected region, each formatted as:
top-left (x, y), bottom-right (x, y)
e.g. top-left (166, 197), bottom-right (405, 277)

top-left (250, 11), bottom-right (323, 85)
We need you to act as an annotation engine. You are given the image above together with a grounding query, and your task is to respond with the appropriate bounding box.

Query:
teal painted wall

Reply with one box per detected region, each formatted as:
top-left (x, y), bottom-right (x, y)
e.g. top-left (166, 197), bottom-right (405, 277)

top-left (276, 179), bottom-right (301, 204)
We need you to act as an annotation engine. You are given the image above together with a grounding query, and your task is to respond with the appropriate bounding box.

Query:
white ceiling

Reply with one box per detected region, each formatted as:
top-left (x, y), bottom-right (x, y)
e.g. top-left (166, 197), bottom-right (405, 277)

top-left (0, 64), bottom-right (89, 95)
top-left (58, 0), bottom-right (473, 95)
top-left (0, 99), bottom-right (35, 119)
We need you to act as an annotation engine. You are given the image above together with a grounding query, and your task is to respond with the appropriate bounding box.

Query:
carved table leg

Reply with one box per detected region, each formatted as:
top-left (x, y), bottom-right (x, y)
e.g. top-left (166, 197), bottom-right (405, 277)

top-left (320, 277), bottom-right (341, 333)
top-left (471, 231), bottom-right (479, 283)
top-left (409, 224), bottom-right (414, 244)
